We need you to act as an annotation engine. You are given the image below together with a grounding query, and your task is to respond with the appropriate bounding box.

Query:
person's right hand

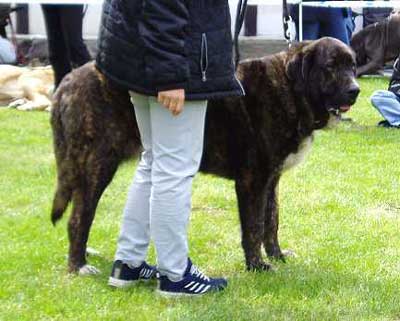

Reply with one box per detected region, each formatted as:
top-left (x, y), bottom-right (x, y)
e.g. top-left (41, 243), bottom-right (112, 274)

top-left (158, 89), bottom-right (185, 116)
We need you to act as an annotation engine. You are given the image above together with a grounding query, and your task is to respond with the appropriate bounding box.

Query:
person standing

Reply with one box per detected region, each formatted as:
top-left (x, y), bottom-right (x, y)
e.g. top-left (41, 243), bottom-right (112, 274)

top-left (41, 5), bottom-right (91, 88)
top-left (96, 0), bottom-right (244, 296)
top-left (289, 0), bottom-right (352, 44)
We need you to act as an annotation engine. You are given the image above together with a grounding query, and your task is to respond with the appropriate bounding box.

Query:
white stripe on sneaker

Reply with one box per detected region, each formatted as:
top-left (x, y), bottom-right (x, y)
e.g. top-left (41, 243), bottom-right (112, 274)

top-left (200, 285), bottom-right (211, 294)
top-left (189, 283), bottom-right (199, 291)
top-left (195, 284), bottom-right (205, 293)
top-left (184, 281), bottom-right (195, 289)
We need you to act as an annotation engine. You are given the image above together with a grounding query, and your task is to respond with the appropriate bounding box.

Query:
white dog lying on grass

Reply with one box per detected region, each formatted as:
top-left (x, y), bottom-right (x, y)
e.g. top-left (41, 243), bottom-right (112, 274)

top-left (0, 65), bottom-right (54, 111)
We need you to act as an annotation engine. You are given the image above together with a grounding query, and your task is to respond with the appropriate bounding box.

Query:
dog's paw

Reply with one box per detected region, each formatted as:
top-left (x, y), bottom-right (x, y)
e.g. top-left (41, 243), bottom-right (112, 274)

top-left (246, 260), bottom-right (275, 272)
top-left (78, 265), bottom-right (100, 276)
top-left (86, 247), bottom-right (100, 257)
top-left (16, 101), bottom-right (36, 111)
top-left (265, 243), bottom-right (297, 261)
top-left (281, 249), bottom-right (297, 258)
top-left (8, 98), bottom-right (27, 108)
top-left (268, 248), bottom-right (297, 262)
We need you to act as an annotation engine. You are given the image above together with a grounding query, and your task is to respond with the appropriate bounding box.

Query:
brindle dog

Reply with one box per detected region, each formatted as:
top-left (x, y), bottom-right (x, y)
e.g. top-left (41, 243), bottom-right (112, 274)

top-left (51, 37), bottom-right (360, 274)
top-left (351, 12), bottom-right (400, 77)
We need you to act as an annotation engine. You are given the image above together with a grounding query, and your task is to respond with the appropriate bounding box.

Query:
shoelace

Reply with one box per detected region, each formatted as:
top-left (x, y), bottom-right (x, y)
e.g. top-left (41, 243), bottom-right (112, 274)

top-left (190, 265), bottom-right (210, 282)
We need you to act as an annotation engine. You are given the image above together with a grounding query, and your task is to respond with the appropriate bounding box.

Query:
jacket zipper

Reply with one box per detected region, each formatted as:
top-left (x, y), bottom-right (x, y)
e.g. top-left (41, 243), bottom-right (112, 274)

top-left (234, 73), bottom-right (245, 96)
top-left (200, 33), bottom-right (209, 82)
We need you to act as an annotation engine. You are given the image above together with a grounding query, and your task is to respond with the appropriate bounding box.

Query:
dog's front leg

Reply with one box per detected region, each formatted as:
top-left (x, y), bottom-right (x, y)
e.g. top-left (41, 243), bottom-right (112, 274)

top-left (356, 59), bottom-right (383, 77)
top-left (235, 172), bottom-right (273, 271)
top-left (263, 176), bottom-right (284, 260)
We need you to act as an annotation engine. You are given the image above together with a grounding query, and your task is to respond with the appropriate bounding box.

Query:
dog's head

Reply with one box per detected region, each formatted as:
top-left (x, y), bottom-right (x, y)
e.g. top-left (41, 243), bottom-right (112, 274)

top-left (286, 37), bottom-right (359, 124)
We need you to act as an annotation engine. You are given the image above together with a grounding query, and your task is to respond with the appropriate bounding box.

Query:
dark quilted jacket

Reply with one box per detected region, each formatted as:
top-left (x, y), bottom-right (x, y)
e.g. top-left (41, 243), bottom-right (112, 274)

top-left (96, 0), bottom-right (244, 100)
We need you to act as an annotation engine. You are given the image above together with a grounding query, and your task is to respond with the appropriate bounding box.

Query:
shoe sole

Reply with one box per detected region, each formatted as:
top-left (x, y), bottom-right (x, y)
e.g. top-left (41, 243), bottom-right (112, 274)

top-left (156, 289), bottom-right (206, 297)
top-left (108, 277), bottom-right (139, 288)
top-left (156, 287), bottom-right (225, 297)
top-left (108, 276), bottom-right (155, 288)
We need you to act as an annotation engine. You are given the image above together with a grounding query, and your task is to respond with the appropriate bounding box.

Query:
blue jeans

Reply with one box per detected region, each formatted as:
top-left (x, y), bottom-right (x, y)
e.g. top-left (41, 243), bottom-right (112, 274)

top-left (302, 7), bottom-right (350, 44)
top-left (371, 90), bottom-right (400, 126)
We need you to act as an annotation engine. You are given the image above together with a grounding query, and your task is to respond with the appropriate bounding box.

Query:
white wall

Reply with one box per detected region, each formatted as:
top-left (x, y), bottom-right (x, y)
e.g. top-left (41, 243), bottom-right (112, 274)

top-left (229, 0), bottom-right (284, 39)
top-left (25, 1), bottom-right (285, 39)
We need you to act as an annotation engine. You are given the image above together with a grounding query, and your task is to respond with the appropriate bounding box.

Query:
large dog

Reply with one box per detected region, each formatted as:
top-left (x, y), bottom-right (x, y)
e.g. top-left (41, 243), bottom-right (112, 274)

top-left (351, 12), bottom-right (400, 77)
top-left (50, 37), bottom-right (360, 274)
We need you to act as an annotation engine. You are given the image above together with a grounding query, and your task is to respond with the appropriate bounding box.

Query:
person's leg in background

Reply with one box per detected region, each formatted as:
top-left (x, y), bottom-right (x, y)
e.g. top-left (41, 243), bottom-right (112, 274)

top-left (302, 7), bottom-right (320, 40)
top-left (320, 7), bottom-right (349, 45)
top-left (371, 90), bottom-right (400, 127)
top-left (288, 4), bottom-right (320, 41)
top-left (344, 8), bottom-right (355, 42)
top-left (0, 36), bottom-right (16, 64)
top-left (59, 5), bottom-right (91, 68)
top-left (148, 97), bottom-right (207, 282)
top-left (41, 5), bottom-right (71, 87)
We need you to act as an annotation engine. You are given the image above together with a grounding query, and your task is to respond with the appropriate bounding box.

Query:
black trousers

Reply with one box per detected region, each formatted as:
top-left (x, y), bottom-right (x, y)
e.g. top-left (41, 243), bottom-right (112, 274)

top-left (41, 4), bottom-right (91, 87)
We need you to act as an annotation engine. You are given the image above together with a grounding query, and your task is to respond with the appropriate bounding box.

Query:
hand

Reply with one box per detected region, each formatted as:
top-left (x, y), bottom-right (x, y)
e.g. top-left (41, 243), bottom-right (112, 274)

top-left (157, 89), bottom-right (185, 116)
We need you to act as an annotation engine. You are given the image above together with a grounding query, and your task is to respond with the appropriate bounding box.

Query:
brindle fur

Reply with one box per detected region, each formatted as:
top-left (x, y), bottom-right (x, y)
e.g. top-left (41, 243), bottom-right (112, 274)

top-left (51, 37), bottom-right (358, 273)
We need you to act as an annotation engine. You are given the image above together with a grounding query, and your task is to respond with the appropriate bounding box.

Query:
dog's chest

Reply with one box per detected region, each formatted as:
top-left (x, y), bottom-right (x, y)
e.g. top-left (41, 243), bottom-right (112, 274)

top-left (282, 135), bottom-right (314, 171)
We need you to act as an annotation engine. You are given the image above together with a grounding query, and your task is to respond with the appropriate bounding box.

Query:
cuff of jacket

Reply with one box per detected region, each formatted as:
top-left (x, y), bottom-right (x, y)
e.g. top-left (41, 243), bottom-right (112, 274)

top-left (154, 82), bottom-right (188, 92)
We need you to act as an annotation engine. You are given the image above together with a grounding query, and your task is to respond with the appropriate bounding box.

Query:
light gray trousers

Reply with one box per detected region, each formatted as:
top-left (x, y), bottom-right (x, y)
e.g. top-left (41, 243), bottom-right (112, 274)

top-left (115, 92), bottom-right (207, 281)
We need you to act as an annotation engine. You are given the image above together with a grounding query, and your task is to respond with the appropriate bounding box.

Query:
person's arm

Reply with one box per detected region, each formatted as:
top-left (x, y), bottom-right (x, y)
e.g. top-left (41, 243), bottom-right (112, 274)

top-left (139, 0), bottom-right (190, 92)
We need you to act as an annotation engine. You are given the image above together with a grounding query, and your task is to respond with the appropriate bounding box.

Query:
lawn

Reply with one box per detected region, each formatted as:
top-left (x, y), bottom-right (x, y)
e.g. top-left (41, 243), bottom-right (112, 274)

top-left (0, 77), bottom-right (399, 321)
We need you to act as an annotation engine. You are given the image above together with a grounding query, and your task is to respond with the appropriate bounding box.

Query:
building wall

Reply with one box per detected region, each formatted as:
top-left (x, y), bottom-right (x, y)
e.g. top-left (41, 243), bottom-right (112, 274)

top-left (25, 2), bottom-right (367, 39)
top-left (26, 1), bottom-right (285, 39)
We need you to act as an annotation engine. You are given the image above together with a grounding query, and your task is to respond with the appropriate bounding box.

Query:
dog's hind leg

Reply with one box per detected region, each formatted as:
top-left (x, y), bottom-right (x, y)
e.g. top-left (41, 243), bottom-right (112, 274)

top-left (67, 157), bottom-right (120, 274)
top-left (235, 172), bottom-right (273, 272)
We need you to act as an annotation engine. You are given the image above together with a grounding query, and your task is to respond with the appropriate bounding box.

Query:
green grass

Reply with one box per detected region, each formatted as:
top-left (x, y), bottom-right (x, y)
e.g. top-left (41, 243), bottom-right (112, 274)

top-left (1, 77), bottom-right (400, 321)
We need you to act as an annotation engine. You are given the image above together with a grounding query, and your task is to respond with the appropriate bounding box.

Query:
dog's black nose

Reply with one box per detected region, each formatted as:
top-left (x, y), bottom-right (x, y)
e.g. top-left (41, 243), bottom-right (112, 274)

top-left (347, 85), bottom-right (360, 100)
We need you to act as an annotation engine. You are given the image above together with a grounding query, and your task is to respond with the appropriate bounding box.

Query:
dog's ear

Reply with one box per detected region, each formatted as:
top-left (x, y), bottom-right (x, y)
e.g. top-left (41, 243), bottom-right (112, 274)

top-left (286, 47), bottom-right (315, 92)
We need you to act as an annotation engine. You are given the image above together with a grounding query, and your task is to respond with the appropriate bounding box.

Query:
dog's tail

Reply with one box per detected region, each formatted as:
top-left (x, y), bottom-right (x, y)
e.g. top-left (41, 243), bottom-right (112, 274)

top-left (50, 88), bottom-right (73, 226)
top-left (51, 181), bottom-right (72, 225)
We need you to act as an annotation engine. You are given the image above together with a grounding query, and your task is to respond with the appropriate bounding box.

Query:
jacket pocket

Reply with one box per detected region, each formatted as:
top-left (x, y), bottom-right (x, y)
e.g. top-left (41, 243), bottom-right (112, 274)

top-left (200, 33), bottom-right (209, 82)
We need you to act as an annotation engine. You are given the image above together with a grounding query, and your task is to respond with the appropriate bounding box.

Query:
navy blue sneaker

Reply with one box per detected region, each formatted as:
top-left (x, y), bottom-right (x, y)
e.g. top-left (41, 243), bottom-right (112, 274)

top-left (108, 260), bottom-right (157, 288)
top-left (157, 259), bottom-right (227, 297)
